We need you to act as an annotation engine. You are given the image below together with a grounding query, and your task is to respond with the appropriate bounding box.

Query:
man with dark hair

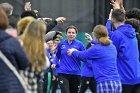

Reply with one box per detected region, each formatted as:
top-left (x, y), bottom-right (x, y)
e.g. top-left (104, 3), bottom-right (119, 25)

top-left (21, 10), bottom-right (37, 19)
top-left (111, 9), bottom-right (125, 22)
top-left (106, 1), bottom-right (140, 93)
top-left (125, 8), bottom-right (140, 21)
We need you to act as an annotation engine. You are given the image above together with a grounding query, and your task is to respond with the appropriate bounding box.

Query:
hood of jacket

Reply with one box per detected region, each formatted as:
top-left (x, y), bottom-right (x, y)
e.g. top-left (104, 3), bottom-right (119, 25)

top-left (117, 24), bottom-right (136, 39)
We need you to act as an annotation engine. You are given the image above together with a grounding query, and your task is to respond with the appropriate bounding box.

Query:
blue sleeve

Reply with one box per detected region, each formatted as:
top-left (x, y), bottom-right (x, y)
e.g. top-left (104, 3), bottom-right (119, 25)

top-left (106, 20), bottom-right (112, 31)
top-left (72, 46), bottom-right (101, 60)
top-left (106, 20), bottom-right (114, 37)
top-left (106, 20), bottom-right (122, 52)
top-left (79, 42), bottom-right (85, 51)
top-left (75, 42), bottom-right (85, 61)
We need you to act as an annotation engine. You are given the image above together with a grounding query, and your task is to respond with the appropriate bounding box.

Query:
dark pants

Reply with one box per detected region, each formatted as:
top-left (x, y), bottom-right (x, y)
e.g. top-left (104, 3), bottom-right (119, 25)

top-left (122, 83), bottom-right (140, 93)
top-left (79, 76), bottom-right (96, 93)
top-left (58, 73), bottom-right (80, 93)
top-left (50, 76), bottom-right (58, 93)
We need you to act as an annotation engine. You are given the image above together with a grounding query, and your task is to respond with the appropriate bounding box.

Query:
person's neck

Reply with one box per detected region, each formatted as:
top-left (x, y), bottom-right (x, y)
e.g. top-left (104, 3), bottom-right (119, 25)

top-left (114, 22), bottom-right (124, 28)
top-left (68, 40), bottom-right (73, 44)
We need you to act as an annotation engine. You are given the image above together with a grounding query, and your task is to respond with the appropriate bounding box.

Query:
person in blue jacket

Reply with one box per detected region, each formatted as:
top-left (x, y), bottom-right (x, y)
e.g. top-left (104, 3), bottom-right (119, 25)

top-left (50, 39), bottom-right (60, 93)
top-left (52, 25), bottom-right (85, 93)
top-left (44, 40), bottom-right (59, 93)
top-left (79, 43), bottom-right (96, 93)
top-left (43, 40), bottom-right (54, 93)
top-left (106, 2), bottom-right (140, 93)
top-left (68, 25), bottom-right (122, 93)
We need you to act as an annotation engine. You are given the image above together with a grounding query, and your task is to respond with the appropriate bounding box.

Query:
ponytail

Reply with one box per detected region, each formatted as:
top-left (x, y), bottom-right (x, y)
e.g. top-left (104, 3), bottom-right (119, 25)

top-left (93, 25), bottom-right (112, 46)
top-left (99, 37), bottom-right (112, 46)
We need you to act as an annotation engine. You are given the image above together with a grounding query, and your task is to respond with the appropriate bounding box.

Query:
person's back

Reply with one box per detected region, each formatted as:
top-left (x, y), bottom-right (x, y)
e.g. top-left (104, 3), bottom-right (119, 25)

top-left (91, 43), bottom-right (120, 82)
top-left (0, 7), bottom-right (29, 93)
top-left (106, 7), bottom-right (140, 93)
top-left (112, 23), bottom-right (140, 84)
top-left (0, 30), bottom-right (29, 93)
top-left (107, 9), bottom-right (140, 84)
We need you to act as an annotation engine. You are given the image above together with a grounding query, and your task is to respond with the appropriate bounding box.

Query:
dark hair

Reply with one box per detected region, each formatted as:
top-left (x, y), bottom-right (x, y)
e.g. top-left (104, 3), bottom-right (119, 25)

top-left (125, 8), bottom-right (140, 20)
top-left (65, 25), bottom-right (78, 34)
top-left (111, 9), bottom-right (125, 22)
top-left (0, 8), bottom-right (9, 30)
top-left (8, 14), bottom-right (20, 28)
top-left (93, 25), bottom-right (112, 46)
top-left (21, 11), bottom-right (37, 19)
top-left (125, 18), bottom-right (140, 34)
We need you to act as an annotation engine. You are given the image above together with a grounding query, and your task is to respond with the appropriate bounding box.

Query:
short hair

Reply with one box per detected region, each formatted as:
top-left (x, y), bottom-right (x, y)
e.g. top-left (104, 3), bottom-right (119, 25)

top-left (0, 3), bottom-right (13, 16)
top-left (111, 9), bottom-right (125, 22)
top-left (125, 18), bottom-right (140, 33)
top-left (0, 7), bottom-right (9, 30)
top-left (125, 8), bottom-right (140, 20)
top-left (21, 11), bottom-right (37, 19)
top-left (65, 25), bottom-right (78, 34)
top-left (9, 14), bottom-right (20, 28)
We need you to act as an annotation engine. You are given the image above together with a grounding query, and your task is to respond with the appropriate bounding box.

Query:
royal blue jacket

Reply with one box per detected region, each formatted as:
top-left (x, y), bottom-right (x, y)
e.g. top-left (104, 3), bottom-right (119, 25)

top-left (72, 43), bottom-right (120, 83)
top-left (47, 49), bottom-right (58, 76)
top-left (81, 59), bottom-right (94, 77)
top-left (106, 20), bottom-right (140, 84)
top-left (54, 39), bottom-right (85, 75)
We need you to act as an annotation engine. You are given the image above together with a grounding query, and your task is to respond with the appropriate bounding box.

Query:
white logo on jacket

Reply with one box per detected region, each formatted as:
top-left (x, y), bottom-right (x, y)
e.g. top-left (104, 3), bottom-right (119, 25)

top-left (61, 45), bottom-right (65, 49)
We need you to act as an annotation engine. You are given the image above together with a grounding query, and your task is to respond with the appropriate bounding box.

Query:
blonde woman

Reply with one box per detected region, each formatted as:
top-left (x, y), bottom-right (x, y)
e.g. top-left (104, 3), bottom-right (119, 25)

top-left (19, 20), bottom-right (50, 93)
top-left (17, 16), bottom-right (35, 35)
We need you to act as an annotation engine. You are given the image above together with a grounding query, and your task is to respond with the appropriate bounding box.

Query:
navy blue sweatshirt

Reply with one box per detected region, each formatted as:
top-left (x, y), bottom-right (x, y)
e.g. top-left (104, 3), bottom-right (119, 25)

top-left (54, 39), bottom-right (85, 75)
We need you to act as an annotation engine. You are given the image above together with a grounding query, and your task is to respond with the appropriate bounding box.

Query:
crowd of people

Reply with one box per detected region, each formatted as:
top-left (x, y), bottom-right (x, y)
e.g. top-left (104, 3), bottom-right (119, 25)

top-left (0, 0), bottom-right (140, 93)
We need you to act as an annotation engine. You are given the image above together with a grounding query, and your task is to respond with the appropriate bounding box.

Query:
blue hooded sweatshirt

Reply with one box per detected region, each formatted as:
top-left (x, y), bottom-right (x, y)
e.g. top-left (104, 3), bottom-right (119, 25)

top-left (54, 39), bottom-right (85, 75)
top-left (72, 43), bottom-right (120, 83)
top-left (106, 20), bottom-right (140, 84)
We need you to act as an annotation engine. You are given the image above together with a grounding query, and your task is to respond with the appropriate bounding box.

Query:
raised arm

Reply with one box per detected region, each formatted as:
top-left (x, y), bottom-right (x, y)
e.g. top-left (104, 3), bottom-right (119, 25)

top-left (46, 17), bottom-right (66, 33)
